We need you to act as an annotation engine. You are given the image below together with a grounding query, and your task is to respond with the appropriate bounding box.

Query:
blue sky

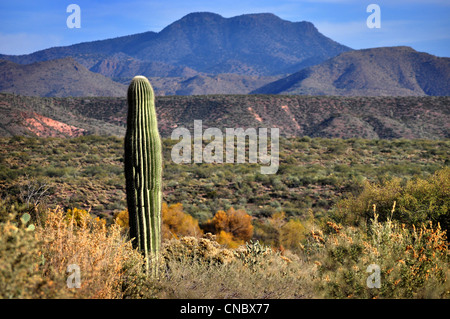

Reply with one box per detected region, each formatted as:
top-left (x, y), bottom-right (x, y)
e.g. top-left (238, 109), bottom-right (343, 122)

top-left (1, 0), bottom-right (449, 57)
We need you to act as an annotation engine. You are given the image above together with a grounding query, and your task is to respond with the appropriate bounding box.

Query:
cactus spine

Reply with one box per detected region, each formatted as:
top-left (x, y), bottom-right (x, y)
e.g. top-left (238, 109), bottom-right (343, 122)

top-left (124, 76), bottom-right (162, 275)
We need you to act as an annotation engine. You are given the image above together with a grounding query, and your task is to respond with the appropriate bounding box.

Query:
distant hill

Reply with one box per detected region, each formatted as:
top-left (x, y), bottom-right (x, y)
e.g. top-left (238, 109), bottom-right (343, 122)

top-left (0, 12), bottom-right (351, 78)
top-left (0, 12), bottom-right (354, 96)
top-left (252, 47), bottom-right (450, 96)
top-left (89, 53), bottom-right (200, 79)
top-left (1, 13), bottom-right (448, 97)
top-left (0, 55), bottom-right (278, 97)
top-left (0, 58), bottom-right (126, 97)
top-left (130, 12), bottom-right (351, 76)
top-left (148, 74), bottom-right (282, 96)
top-left (1, 93), bottom-right (448, 140)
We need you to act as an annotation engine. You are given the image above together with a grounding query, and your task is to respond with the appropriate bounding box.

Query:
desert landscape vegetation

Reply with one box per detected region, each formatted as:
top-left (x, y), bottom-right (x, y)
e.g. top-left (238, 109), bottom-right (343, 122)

top-left (0, 11), bottom-right (449, 301)
top-left (1, 133), bottom-right (448, 299)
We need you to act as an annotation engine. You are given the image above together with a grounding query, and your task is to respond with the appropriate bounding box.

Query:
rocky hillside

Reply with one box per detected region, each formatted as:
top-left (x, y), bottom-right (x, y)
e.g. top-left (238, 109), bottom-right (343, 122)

top-left (252, 47), bottom-right (450, 96)
top-left (1, 93), bottom-right (448, 139)
top-left (0, 58), bottom-right (126, 97)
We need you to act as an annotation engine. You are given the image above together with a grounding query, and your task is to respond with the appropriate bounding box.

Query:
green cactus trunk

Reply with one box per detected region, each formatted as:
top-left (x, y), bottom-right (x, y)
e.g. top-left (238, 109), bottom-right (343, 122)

top-left (124, 76), bottom-right (162, 275)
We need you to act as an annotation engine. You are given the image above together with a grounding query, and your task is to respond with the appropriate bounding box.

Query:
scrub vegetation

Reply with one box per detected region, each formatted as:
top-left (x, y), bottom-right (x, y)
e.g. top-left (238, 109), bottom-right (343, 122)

top-left (0, 135), bottom-right (448, 298)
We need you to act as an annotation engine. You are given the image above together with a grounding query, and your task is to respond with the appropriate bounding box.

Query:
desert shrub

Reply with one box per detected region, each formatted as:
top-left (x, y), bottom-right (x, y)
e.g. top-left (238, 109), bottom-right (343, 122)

top-left (307, 217), bottom-right (449, 299)
top-left (0, 211), bottom-right (68, 298)
top-left (280, 219), bottom-right (307, 253)
top-left (81, 165), bottom-right (110, 178)
top-left (190, 209), bottom-right (213, 224)
top-left (114, 203), bottom-right (203, 241)
top-left (114, 209), bottom-right (129, 228)
top-left (261, 211), bottom-right (310, 253)
top-left (157, 235), bottom-right (314, 299)
top-left (252, 218), bottom-right (279, 247)
top-left (398, 168), bottom-right (449, 235)
top-left (0, 198), bottom-right (30, 223)
top-left (162, 234), bottom-right (236, 266)
top-left (236, 240), bottom-right (271, 270)
top-left (44, 166), bottom-right (71, 178)
top-left (332, 167), bottom-right (449, 234)
top-left (204, 207), bottom-right (254, 247)
top-left (65, 207), bottom-right (92, 226)
top-left (37, 206), bottom-right (145, 299)
top-left (162, 202), bottom-right (203, 240)
top-left (215, 230), bottom-right (243, 248)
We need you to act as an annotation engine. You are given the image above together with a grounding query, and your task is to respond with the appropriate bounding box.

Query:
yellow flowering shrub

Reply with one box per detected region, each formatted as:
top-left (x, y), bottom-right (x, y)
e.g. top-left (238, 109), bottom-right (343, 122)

top-left (308, 215), bottom-right (449, 298)
top-left (333, 167), bottom-right (449, 234)
top-left (114, 203), bottom-right (203, 241)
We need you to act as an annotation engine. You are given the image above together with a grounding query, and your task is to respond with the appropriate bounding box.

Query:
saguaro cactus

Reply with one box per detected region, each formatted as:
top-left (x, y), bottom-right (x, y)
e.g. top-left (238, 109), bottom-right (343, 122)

top-left (124, 75), bottom-right (162, 274)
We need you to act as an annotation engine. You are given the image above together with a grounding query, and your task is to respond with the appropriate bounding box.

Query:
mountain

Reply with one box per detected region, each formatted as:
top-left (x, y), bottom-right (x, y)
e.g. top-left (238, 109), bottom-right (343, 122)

top-left (0, 58), bottom-right (127, 97)
top-left (1, 93), bottom-right (448, 140)
top-left (89, 53), bottom-right (200, 79)
top-left (147, 74), bottom-right (282, 95)
top-left (0, 55), bottom-right (279, 97)
top-left (252, 46), bottom-right (450, 96)
top-left (1, 13), bottom-right (448, 97)
top-left (0, 12), bottom-right (351, 78)
top-left (130, 12), bottom-right (351, 75)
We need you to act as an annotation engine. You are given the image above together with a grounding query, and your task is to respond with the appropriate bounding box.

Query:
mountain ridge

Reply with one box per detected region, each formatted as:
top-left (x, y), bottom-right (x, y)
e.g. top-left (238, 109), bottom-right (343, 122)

top-left (0, 12), bottom-right (351, 77)
top-left (1, 93), bottom-right (448, 140)
top-left (0, 12), bottom-right (448, 97)
top-left (252, 46), bottom-right (450, 96)
top-left (0, 58), bottom-right (127, 97)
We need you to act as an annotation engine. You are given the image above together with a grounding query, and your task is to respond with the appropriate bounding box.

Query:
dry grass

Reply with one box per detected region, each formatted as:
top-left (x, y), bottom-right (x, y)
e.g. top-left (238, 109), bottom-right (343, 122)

top-left (308, 214), bottom-right (450, 298)
top-left (1, 200), bottom-right (448, 299)
top-left (0, 204), bottom-right (317, 299)
top-left (0, 205), bottom-right (147, 299)
top-left (154, 235), bottom-right (317, 299)
top-left (36, 206), bottom-right (148, 298)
